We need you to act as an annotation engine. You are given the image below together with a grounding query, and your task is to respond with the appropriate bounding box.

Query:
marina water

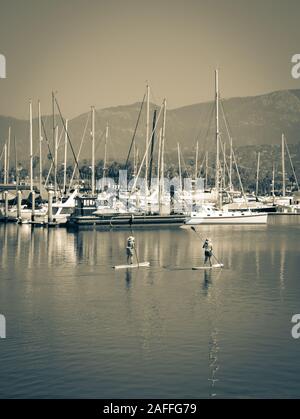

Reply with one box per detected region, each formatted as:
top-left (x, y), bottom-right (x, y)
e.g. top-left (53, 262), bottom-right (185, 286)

top-left (0, 215), bottom-right (300, 398)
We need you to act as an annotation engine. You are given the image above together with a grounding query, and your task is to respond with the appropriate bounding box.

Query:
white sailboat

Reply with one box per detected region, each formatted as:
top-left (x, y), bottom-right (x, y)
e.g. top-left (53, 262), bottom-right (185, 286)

top-left (185, 204), bottom-right (268, 225)
top-left (185, 70), bottom-right (268, 226)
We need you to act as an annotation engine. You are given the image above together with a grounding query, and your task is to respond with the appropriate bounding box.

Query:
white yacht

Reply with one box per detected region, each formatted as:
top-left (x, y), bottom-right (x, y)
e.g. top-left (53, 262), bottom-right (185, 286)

top-left (184, 204), bottom-right (268, 225)
top-left (50, 188), bottom-right (78, 223)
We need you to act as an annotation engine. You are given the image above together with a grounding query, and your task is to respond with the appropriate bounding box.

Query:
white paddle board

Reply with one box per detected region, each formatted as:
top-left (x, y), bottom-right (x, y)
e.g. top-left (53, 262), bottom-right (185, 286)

top-left (113, 262), bottom-right (150, 270)
top-left (192, 263), bottom-right (224, 270)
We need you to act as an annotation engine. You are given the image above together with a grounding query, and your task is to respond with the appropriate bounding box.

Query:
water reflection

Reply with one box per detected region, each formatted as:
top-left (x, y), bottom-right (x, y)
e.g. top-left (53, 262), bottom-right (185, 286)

top-left (279, 239), bottom-right (286, 295)
top-left (1, 223), bottom-right (8, 269)
top-left (125, 269), bottom-right (132, 289)
top-left (0, 223), bottom-right (291, 294)
top-left (203, 270), bottom-right (213, 293)
top-left (208, 327), bottom-right (220, 398)
top-left (201, 269), bottom-right (222, 398)
top-left (0, 216), bottom-right (298, 398)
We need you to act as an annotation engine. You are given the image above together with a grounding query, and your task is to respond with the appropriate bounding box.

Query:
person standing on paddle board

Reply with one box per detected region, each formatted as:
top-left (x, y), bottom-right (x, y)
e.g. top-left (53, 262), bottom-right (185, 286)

top-left (203, 238), bottom-right (213, 267)
top-left (126, 236), bottom-right (135, 265)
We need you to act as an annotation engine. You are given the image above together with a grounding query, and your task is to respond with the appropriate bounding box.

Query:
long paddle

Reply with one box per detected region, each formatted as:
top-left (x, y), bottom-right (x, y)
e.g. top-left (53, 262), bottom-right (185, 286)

top-left (134, 247), bottom-right (140, 267)
top-left (190, 226), bottom-right (223, 266)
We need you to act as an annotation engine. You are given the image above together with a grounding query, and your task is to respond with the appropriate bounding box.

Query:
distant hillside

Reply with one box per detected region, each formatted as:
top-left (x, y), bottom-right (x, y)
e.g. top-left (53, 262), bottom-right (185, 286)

top-left (1, 89), bottom-right (300, 168)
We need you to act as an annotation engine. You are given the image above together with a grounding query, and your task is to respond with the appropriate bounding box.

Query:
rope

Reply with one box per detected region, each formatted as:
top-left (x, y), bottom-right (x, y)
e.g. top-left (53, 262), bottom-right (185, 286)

top-left (125, 92), bottom-right (146, 168)
top-left (41, 117), bottom-right (63, 195)
top-left (54, 95), bottom-right (82, 180)
top-left (44, 127), bottom-right (65, 187)
top-left (284, 136), bottom-right (300, 191)
top-left (68, 113), bottom-right (90, 192)
top-left (130, 101), bottom-right (164, 194)
top-left (220, 100), bottom-right (247, 204)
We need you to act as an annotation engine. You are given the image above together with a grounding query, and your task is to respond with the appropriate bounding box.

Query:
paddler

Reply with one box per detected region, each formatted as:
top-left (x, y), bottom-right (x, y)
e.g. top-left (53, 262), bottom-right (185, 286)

top-left (203, 238), bottom-right (213, 267)
top-left (126, 235), bottom-right (135, 265)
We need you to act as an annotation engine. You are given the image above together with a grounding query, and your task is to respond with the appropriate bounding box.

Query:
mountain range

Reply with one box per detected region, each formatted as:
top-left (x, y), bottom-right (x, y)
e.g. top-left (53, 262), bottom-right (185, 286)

top-left (1, 89), bottom-right (300, 167)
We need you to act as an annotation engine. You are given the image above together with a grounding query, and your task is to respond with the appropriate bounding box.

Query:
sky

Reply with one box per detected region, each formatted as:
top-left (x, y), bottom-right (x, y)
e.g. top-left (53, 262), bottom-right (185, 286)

top-left (0, 0), bottom-right (299, 119)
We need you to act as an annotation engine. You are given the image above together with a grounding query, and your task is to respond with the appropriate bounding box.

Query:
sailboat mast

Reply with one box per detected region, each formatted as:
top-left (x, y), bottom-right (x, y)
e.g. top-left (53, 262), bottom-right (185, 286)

top-left (256, 151), bottom-right (260, 196)
top-left (14, 136), bottom-right (18, 188)
top-left (205, 151), bottom-right (208, 189)
top-left (282, 134), bottom-right (286, 197)
top-left (54, 125), bottom-right (58, 195)
top-left (103, 122), bottom-right (108, 181)
top-left (161, 98), bottom-right (167, 200)
top-left (29, 100), bottom-right (33, 191)
top-left (215, 69), bottom-right (221, 206)
top-left (148, 110), bottom-right (157, 190)
top-left (133, 139), bottom-right (136, 178)
top-left (4, 143), bottom-right (7, 184)
top-left (177, 143), bottom-right (182, 189)
top-left (7, 127), bottom-right (11, 183)
top-left (157, 128), bottom-right (162, 182)
top-left (272, 163), bottom-right (275, 201)
top-left (136, 147), bottom-right (139, 175)
top-left (102, 122), bottom-right (109, 189)
top-left (157, 128), bottom-right (162, 212)
top-left (223, 142), bottom-right (226, 189)
top-left (229, 137), bottom-right (233, 191)
top-left (145, 84), bottom-right (150, 191)
top-left (195, 141), bottom-right (199, 180)
top-left (52, 92), bottom-right (56, 156)
top-left (91, 106), bottom-right (95, 195)
top-left (63, 119), bottom-right (68, 194)
top-left (38, 101), bottom-right (43, 193)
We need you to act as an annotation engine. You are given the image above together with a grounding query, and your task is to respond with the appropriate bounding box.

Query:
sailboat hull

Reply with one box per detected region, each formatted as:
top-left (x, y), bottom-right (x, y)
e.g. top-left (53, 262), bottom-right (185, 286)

top-left (185, 212), bottom-right (268, 225)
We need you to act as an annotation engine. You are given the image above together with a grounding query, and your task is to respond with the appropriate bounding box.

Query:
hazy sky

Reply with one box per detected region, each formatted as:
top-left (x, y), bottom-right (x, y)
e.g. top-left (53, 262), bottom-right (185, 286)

top-left (0, 0), bottom-right (299, 118)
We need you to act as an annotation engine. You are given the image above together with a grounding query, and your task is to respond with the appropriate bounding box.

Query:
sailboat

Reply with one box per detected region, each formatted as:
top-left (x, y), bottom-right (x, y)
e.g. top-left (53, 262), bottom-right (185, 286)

top-left (185, 203), bottom-right (268, 225)
top-left (185, 70), bottom-right (268, 226)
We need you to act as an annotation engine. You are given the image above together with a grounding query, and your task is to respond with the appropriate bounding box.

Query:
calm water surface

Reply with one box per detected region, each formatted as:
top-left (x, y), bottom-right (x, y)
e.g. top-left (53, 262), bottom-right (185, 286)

top-left (0, 215), bottom-right (300, 398)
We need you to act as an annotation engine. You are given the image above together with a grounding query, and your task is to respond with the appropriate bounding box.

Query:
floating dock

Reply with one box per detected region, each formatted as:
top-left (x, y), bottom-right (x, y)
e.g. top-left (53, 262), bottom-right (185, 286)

top-left (67, 214), bottom-right (186, 229)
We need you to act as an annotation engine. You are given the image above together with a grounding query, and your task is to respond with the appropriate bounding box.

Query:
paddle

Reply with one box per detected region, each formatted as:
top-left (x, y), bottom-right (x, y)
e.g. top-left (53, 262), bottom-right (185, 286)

top-left (134, 247), bottom-right (140, 267)
top-left (190, 226), bottom-right (223, 266)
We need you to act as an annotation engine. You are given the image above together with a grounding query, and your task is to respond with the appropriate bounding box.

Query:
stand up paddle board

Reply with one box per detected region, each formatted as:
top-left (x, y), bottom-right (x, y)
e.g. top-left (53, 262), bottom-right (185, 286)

top-left (113, 262), bottom-right (150, 270)
top-left (192, 263), bottom-right (224, 270)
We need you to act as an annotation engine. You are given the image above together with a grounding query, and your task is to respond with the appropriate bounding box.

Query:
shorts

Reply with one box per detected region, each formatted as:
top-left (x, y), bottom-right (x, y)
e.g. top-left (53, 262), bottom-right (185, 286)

top-left (127, 248), bottom-right (134, 256)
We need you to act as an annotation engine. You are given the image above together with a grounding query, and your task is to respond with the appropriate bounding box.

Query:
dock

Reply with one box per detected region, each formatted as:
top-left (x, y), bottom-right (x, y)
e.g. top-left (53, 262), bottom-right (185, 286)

top-left (67, 214), bottom-right (186, 229)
